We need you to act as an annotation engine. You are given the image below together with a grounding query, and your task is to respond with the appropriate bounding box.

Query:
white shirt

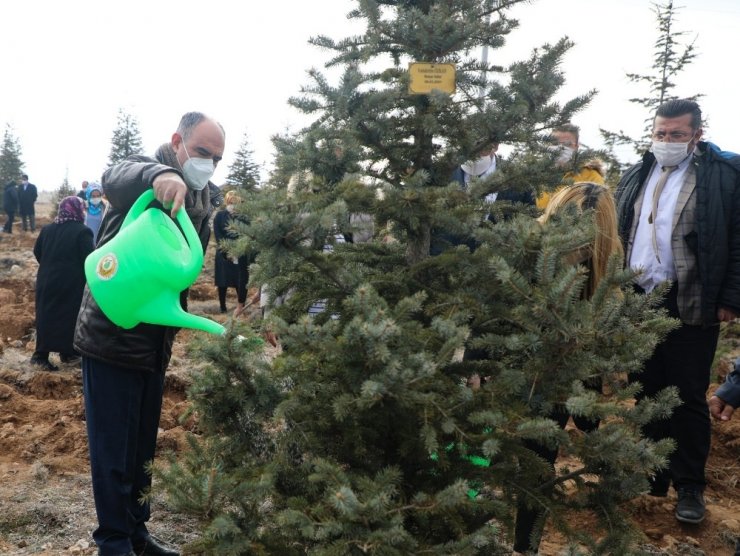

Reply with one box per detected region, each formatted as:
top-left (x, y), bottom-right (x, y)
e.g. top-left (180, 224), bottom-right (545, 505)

top-left (629, 155), bottom-right (692, 292)
top-left (463, 156), bottom-right (498, 203)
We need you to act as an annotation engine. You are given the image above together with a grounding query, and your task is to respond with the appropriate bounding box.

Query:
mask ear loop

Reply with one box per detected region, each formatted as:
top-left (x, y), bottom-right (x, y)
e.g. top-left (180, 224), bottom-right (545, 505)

top-left (180, 135), bottom-right (192, 162)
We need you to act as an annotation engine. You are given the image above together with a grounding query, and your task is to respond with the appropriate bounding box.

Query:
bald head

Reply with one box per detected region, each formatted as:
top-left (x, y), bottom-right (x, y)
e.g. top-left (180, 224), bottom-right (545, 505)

top-left (172, 112), bottom-right (226, 173)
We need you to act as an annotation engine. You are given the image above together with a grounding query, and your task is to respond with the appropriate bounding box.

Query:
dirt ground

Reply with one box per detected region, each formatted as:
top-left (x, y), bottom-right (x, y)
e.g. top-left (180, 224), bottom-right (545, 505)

top-left (0, 200), bottom-right (738, 555)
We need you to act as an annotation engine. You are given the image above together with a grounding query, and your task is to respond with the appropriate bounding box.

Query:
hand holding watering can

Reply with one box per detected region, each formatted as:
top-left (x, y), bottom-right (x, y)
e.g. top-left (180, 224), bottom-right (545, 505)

top-left (85, 189), bottom-right (226, 335)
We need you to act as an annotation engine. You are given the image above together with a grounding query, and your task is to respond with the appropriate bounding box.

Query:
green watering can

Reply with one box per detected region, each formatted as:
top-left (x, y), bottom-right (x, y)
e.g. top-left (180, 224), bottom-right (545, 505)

top-left (85, 189), bottom-right (226, 335)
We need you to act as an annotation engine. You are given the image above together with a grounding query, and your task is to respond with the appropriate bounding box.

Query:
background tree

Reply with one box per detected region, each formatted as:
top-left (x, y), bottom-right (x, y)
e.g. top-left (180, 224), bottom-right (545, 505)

top-left (0, 124), bottom-right (24, 211)
top-left (224, 131), bottom-right (261, 191)
top-left (600, 0), bottom-right (701, 177)
top-left (107, 108), bottom-right (144, 167)
top-left (157, 1), bottom-right (676, 553)
top-left (48, 174), bottom-right (75, 220)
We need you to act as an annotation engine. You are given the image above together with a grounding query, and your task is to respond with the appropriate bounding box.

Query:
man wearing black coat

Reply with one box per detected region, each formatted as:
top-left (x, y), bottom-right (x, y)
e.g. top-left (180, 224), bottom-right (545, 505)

top-left (430, 141), bottom-right (535, 255)
top-left (74, 111), bottom-right (224, 556)
top-left (3, 179), bottom-right (19, 233)
top-left (615, 99), bottom-right (740, 525)
top-left (18, 174), bottom-right (38, 232)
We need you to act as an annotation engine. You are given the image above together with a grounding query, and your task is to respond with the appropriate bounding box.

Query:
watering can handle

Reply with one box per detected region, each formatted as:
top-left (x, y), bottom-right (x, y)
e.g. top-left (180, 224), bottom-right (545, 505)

top-left (120, 189), bottom-right (203, 255)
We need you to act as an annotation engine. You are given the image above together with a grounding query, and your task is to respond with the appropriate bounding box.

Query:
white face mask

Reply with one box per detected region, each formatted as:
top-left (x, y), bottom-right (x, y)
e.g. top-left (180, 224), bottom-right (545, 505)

top-left (651, 140), bottom-right (692, 167)
top-left (90, 197), bottom-right (102, 206)
top-left (181, 140), bottom-right (215, 191)
top-left (461, 155), bottom-right (494, 177)
top-left (547, 145), bottom-right (575, 166)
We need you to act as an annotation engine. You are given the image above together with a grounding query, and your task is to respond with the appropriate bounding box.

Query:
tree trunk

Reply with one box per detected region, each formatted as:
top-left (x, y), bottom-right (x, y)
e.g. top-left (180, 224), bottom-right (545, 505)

top-left (406, 221), bottom-right (431, 265)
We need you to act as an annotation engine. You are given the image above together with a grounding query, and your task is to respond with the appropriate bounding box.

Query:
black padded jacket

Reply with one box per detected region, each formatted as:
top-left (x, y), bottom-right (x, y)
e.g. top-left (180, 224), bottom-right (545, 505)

top-left (73, 156), bottom-right (212, 372)
top-left (615, 141), bottom-right (740, 326)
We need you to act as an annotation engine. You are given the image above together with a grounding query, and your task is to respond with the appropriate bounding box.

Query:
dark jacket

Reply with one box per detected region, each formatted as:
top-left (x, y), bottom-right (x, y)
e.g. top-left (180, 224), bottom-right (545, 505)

top-left (18, 182), bottom-right (38, 214)
top-left (74, 155), bottom-right (213, 372)
top-left (3, 182), bottom-right (18, 212)
top-left (213, 209), bottom-right (251, 288)
top-left (34, 221), bottom-right (94, 353)
top-left (451, 166), bottom-right (535, 205)
top-left (615, 142), bottom-right (740, 325)
top-left (430, 166), bottom-right (535, 255)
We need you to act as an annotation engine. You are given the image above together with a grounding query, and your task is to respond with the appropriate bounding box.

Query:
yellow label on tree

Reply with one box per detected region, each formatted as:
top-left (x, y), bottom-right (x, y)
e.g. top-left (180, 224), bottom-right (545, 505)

top-left (408, 63), bottom-right (456, 95)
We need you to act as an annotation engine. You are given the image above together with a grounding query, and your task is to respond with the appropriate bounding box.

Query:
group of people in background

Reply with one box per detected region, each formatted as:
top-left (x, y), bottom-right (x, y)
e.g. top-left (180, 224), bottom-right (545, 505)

top-left (1, 176), bottom-right (107, 241)
top-left (2, 174), bottom-right (38, 233)
top-left (3, 100), bottom-right (739, 555)
top-left (6, 177), bottom-right (106, 372)
top-left (443, 100), bottom-right (740, 554)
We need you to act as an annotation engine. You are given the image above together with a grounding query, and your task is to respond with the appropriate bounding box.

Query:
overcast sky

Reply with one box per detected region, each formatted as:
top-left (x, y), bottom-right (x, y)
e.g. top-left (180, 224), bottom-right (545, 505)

top-left (1, 0), bottom-right (738, 191)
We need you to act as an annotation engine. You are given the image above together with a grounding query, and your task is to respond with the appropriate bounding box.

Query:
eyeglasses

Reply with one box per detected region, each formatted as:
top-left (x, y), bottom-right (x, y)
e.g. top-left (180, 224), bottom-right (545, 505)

top-left (651, 130), bottom-right (694, 141)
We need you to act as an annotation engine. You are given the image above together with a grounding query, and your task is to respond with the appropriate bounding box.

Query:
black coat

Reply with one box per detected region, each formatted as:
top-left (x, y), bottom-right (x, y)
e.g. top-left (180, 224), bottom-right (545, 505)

top-left (19, 182), bottom-right (38, 214)
top-left (3, 182), bottom-right (18, 212)
top-left (616, 141), bottom-right (740, 325)
top-left (213, 209), bottom-right (250, 287)
top-left (34, 221), bottom-right (94, 353)
top-left (430, 166), bottom-right (535, 255)
top-left (74, 155), bottom-right (213, 372)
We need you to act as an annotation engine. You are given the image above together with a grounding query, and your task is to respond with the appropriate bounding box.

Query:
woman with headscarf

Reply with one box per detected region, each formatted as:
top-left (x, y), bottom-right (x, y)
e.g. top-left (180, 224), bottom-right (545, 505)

top-left (84, 182), bottom-right (106, 244)
top-left (31, 196), bottom-right (94, 370)
top-left (213, 190), bottom-right (252, 316)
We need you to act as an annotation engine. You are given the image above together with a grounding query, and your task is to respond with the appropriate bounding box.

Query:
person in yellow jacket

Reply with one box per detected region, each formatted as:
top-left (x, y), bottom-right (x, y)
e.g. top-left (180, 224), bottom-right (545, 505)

top-left (536, 123), bottom-right (606, 209)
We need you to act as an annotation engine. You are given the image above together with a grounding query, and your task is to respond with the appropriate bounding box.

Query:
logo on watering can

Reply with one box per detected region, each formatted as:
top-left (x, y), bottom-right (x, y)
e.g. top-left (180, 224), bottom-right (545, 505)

top-left (96, 253), bottom-right (119, 281)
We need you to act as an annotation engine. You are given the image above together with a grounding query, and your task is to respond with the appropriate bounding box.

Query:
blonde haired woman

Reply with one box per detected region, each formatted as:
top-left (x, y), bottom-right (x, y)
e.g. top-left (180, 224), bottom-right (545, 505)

top-left (515, 182), bottom-right (624, 554)
top-left (538, 181), bottom-right (623, 298)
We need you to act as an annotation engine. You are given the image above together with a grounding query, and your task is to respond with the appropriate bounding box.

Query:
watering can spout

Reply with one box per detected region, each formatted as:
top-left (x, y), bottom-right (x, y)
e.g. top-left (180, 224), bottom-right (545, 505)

top-left (85, 189), bottom-right (226, 335)
top-left (138, 294), bottom-right (226, 335)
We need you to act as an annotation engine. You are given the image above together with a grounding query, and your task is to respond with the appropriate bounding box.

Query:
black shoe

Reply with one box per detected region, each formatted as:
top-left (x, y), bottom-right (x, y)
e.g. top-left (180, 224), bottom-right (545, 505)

top-left (31, 358), bottom-right (59, 371)
top-left (60, 353), bottom-right (81, 364)
top-left (675, 487), bottom-right (705, 524)
top-left (132, 534), bottom-right (179, 556)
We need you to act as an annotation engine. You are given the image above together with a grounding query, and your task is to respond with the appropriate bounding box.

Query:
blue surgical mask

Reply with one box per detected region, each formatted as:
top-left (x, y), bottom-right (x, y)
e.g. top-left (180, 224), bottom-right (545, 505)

top-left (181, 141), bottom-right (215, 191)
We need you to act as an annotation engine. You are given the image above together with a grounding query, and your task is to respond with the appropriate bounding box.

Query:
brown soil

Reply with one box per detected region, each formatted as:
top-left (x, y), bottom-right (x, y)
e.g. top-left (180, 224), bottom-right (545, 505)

top-left (0, 202), bottom-right (738, 555)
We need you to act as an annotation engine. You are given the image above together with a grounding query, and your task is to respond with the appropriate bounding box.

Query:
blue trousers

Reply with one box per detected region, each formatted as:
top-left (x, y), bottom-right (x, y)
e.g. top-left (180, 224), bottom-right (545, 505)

top-left (82, 357), bottom-right (165, 555)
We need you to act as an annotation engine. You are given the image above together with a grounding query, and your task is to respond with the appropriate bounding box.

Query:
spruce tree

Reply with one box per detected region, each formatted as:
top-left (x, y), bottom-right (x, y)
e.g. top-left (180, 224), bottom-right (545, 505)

top-left (225, 132), bottom-right (261, 191)
top-left (107, 108), bottom-right (144, 167)
top-left (157, 1), bottom-right (677, 553)
top-left (0, 124), bottom-right (24, 211)
top-left (49, 174), bottom-right (75, 219)
top-left (600, 0), bottom-right (701, 174)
